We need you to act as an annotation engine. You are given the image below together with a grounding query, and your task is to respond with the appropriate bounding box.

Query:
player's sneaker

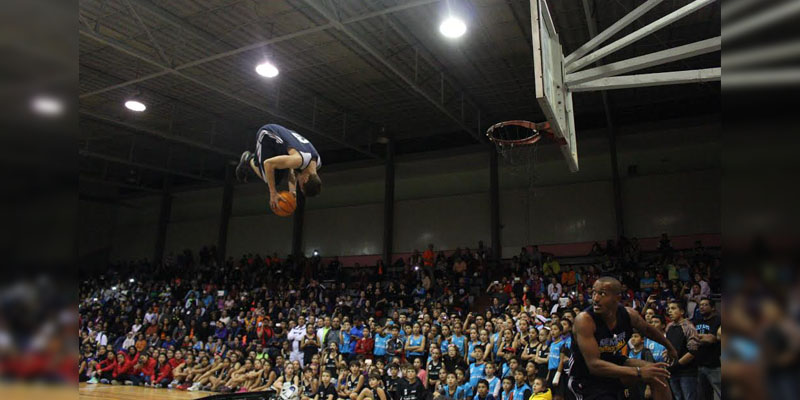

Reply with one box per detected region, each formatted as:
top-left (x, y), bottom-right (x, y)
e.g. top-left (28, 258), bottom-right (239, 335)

top-left (236, 151), bottom-right (255, 182)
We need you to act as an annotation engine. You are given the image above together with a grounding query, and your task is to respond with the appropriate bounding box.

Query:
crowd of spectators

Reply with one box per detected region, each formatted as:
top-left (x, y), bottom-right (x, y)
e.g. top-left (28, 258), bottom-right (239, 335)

top-left (79, 233), bottom-right (720, 400)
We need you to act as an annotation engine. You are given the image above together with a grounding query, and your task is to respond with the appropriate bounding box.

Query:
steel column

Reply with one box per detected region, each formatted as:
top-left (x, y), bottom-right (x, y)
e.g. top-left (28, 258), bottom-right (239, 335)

top-left (489, 146), bottom-right (500, 261)
top-left (217, 166), bottom-right (234, 265)
top-left (153, 179), bottom-right (172, 266)
top-left (382, 138), bottom-right (395, 266)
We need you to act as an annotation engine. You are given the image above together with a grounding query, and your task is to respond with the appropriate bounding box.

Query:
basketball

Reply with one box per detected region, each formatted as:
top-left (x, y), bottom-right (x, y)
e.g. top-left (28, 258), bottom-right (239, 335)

top-left (271, 191), bottom-right (296, 217)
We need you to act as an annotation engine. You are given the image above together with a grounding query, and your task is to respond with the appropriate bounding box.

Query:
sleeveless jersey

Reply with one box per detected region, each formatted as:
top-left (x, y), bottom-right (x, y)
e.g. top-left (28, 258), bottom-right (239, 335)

top-left (407, 334), bottom-right (424, 356)
top-left (567, 305), bottom-right (632, 390)
top-left (255, 124), bottom-right (322, 179)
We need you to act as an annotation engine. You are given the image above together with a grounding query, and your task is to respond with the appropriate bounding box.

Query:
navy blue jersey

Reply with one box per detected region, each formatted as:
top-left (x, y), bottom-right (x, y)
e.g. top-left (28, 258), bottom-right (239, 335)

top-left (255, 124), bottom-right (322, 180)
top-left (567, 305), bottom-right (632, 395)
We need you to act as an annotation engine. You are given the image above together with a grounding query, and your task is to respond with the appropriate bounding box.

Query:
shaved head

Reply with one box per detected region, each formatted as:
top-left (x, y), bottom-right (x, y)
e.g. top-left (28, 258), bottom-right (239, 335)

top-left (591, 277), bottom-right (622, 315)
top-left (595, 277), bottom-right (622, 294)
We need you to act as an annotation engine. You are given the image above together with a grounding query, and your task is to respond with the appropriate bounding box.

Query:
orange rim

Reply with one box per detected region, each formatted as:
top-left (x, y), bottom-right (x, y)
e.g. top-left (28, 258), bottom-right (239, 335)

top-left (486, 120), bottom-right (548, 146)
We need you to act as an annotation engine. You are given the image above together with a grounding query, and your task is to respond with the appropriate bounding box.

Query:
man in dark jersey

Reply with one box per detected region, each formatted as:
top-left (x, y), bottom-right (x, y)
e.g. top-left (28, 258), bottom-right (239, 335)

top-left (236, 123), bottom-right (322, 208)
top-left (568, 277), bottom-right (677, 400)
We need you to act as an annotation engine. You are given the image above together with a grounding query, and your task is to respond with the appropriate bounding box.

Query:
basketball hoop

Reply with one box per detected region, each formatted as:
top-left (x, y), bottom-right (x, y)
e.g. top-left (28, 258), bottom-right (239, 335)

top-left (488, 120), bottom-right (554, 190)
top-left (486, 120), bottom-right (551, 147)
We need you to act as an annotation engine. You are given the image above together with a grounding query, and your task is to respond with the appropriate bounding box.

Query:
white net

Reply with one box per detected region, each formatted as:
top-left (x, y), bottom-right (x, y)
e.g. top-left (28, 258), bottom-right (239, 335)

top-left (489, 122), bottom-right (542, 191)
top-left (495, 141), bottom-right (540, 191)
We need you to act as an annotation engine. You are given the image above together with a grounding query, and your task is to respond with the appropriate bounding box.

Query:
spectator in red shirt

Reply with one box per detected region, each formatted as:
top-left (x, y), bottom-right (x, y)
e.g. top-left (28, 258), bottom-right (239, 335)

top-left (423, 244), bottom-right (435, 268)
top-left (123, 346), bottom-right (140, 365)
top-left (355, 326), bottom-right (375, 360)
top-left (131, 353), bottom-right (156, 386)
top-left (154, 354), bottom-right (174, 388)
top-left (112, 352), bottom-right (135, 383)
top-left (95, 352), bottom-right (117, 383)
top-left (169, 349), bottom-right (185, 369)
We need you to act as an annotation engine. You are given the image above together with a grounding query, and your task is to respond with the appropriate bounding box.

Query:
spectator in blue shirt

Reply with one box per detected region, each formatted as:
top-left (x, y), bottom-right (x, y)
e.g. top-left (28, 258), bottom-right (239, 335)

top-left (349, 318), bottom-right (364, 354)
top-left (512, 369), bottom-right (531, 400)
top-left (451, 324), bottom-right (468, 356)
top-left (468, 345), bottom-right (487, 388)
top-left (456, 368), bottom-right (473, 399)
top-left (640, 270), bottom-right (656, 294)
top-left (473, 379), bottom-right (495, 400)
top-left (373, 325), bottom-right (390, 360)
top-left (645, 315), bottom-right (668, 363)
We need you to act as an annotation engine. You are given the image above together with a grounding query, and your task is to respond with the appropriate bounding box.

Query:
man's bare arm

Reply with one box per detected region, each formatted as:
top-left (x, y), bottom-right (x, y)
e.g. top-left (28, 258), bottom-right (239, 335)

top-left (574, 310), bottom-right (671, 388)
top-left (698, 334), bottom-right (717, 344)
top-left (574, 312), bottom-right (637, 379)
top-left (262, 154), bottom-right (302, 206)
top-left (288, 169), bottom-right (297, 195)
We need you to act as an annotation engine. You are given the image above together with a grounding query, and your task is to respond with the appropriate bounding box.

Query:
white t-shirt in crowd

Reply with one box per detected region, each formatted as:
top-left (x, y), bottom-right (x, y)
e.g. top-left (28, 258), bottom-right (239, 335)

top-left (95, 332), bottom-right (108, 346)
top-left (288, 325), bottom-right (306, 353)
top-left (547, 283), bottom-right (562, 301)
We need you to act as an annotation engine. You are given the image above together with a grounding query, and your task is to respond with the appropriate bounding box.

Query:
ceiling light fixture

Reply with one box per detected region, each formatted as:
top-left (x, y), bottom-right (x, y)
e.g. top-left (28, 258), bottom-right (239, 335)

top-left (124, 100), bottom-right (146, 112)
top-left (256, 61), bottom-right (279, 78)
top-left (440, 16), bottom-right (467, 38)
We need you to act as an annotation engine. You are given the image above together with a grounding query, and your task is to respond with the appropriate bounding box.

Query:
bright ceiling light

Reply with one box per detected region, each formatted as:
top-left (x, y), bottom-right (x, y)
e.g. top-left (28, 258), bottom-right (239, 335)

top-left (439, 16), bottom-right (467, 38)
top-left (31, 96), bottom-right (64, 116)
top-left (125, 100), bottom-right (146, 112)
top-left (256, 61), bottom-right (279, 78)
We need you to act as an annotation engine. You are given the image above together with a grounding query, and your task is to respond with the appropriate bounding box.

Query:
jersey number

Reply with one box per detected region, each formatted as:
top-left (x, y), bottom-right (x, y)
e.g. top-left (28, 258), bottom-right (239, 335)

top-left (290, 131), bottom-right (310, 144)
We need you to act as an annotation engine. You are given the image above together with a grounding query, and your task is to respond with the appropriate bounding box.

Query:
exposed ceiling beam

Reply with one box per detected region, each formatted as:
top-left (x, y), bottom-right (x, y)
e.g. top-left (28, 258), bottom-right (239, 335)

top-left (123, 0), bottom-right (171, 65)
top-left (79, 28), bottom-right (380, 159)
top-left (81, 110), bottom-right (239, 158)
top-left (362, 0), bottom-right (492, 139)
top-left (80, 175), bottom-right (164, 194)
top-left (80, 63), bottom-right (256, 138)
top-left (299, 0), bottom-right (482, 142)
top-left (80, 149), bottom-right (222, 183)
top-left (129, 0), bottom-right (231, 54)
top-left (79, 0), bottom-right (440, 98)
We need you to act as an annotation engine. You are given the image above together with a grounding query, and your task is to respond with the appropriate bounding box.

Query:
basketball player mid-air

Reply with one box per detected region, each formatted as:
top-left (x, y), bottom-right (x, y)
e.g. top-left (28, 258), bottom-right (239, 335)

top-left (236, 123), bottom-right (322, 209)
top-left (568, 277), bottom-right (678, 400)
